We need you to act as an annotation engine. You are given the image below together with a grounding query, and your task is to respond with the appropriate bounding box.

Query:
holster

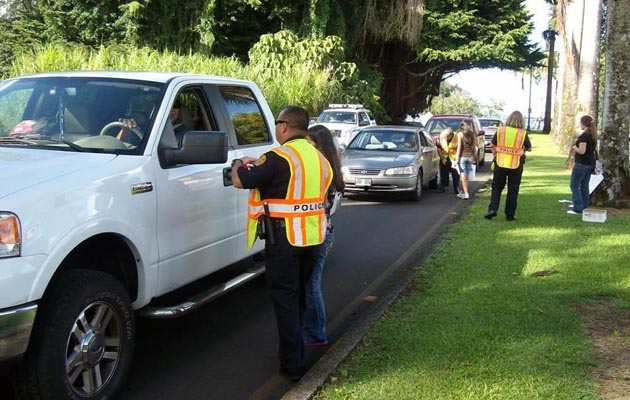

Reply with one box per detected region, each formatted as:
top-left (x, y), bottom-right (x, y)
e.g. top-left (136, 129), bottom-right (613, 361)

top-left (257, 202), bottom-right (275, 246)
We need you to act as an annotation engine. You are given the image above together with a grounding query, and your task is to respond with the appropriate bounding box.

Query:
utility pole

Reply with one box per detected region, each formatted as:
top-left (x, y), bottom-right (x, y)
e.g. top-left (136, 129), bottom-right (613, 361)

top-left (542, 29), bottom-right (557, 134)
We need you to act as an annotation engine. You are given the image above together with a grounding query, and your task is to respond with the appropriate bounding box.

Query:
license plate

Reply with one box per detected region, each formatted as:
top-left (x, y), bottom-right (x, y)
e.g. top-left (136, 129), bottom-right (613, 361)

top-left (355, 178), bottom-right (372, 186)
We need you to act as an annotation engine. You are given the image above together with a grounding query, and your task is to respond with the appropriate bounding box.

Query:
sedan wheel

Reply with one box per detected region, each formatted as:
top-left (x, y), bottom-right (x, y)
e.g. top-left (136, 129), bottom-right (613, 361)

top-left (408, 170), bottom-right (423, 201)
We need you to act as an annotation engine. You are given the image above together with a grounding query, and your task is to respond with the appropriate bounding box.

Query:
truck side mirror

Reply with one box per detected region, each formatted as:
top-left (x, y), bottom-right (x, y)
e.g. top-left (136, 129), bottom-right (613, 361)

top-left (160, 131), bottom-right (228, 167)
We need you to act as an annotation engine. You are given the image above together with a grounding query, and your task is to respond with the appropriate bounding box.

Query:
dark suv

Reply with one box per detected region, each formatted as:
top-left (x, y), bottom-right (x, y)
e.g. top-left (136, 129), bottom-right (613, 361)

top-left (423, 114), bottom-right (485, 166)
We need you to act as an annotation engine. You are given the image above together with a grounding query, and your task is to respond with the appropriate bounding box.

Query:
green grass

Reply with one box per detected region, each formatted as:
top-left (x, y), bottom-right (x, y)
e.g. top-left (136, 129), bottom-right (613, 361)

top-left (316, 134), bottom-right (629, 400)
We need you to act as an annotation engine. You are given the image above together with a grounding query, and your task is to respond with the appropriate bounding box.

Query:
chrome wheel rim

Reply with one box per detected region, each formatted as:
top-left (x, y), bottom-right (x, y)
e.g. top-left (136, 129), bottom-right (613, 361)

top-left (65, 301), bottom-right (122, 396)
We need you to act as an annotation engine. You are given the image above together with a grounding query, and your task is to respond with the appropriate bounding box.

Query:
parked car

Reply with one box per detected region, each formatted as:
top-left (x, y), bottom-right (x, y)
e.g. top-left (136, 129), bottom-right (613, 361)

top-left (479, 117), bottom-right (503, 153)
top-left (341, 125), bottom-right (439, 201)
top-left (423, 114), bottom-right (485, 165)
top-left (0, 71), bottom-right (278, 400)
top-left (311, 103), bottom-right (376, 146)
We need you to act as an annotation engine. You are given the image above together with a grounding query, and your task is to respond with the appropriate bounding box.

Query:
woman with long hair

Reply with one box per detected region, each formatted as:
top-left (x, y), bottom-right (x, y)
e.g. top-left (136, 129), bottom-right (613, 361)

top-left (455, 119), bottom-right (477, 199)
top-left (568, 115), bottom-right (597, 215)
top-left (302, 125), bottom-right (344, 346)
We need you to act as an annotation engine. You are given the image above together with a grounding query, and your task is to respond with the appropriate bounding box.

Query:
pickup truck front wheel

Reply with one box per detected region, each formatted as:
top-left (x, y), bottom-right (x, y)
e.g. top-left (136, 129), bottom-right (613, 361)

top-left (15, 270), bottom-right (135, 400)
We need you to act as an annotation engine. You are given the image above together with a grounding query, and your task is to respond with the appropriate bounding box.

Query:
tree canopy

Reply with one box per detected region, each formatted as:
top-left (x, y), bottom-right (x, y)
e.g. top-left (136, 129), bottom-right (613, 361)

top-left (0, 0), bottom-right (543, 119)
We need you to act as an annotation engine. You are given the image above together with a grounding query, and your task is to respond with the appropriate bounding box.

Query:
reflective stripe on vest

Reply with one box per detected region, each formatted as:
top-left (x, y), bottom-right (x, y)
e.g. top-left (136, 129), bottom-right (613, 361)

top-left (495, 126), bottom-right (526, 169)
top-left (246, 139), bottom-right (332, 248)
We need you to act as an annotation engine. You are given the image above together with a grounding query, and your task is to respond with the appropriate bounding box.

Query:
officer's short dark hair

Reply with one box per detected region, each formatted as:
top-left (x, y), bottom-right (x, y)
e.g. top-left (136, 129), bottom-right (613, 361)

top-left (279, 106), bottom-right (309, 131)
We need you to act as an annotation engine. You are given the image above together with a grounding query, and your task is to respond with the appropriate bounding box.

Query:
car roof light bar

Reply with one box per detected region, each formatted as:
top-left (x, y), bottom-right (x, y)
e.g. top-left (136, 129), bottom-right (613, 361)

top-left (328, 103), bottom-right (364, 109)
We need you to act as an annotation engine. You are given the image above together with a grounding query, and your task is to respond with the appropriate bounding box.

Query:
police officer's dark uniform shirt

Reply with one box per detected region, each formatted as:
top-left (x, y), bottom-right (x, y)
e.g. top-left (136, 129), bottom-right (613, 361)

top-left (237, 138), bottom-right (304, 199)
top-left (235, 136), bottom-right (314, 379)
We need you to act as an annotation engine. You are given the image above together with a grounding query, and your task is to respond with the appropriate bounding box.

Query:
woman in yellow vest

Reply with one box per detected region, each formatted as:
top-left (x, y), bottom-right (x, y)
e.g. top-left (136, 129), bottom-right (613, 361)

top-left (484, 110), bottom-right (532, 221)
top-left (231, 106), bottom-right (332, 381)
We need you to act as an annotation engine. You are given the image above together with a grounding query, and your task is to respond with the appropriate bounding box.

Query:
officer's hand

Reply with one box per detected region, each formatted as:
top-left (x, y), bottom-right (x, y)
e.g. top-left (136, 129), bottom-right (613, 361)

top-left (241, 156), bottom-right (258, 165)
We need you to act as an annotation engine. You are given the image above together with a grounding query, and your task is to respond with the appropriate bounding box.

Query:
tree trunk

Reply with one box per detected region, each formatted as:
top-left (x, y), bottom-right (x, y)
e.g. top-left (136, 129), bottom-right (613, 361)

top-left (596, 0), bottom-right (630, 207)
top-left (542, 29), bottom-right (555, 135)
top-left (553, 0), bottom-right (579, 157)
top-left (575, 0), bottom-right (602, 119)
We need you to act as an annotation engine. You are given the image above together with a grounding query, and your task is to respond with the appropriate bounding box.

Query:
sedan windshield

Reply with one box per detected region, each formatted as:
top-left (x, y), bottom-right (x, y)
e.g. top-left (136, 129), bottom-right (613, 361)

top-left (316, 111), bottom-right (357, 124)
top-left (348, 130), bottom-right (417, 152)
top-left (0, 76), bottom-right (163, 153)
top-left (480, 119), bottom-right (501, 128)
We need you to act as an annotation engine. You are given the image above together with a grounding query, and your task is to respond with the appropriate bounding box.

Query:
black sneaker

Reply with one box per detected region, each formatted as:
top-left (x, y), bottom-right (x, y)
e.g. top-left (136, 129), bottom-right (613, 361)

top-left (484, 211), bottom-right (497, 220)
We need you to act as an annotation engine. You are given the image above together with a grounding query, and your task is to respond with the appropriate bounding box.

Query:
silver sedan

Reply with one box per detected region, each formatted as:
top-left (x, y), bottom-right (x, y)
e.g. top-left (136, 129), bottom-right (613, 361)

top-left (341, 126), bottom-right (439, 201)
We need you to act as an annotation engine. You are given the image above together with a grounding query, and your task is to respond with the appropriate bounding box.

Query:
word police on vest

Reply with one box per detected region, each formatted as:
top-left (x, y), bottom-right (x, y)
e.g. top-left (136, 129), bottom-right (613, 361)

top-left (294, 202), bottom-right (325, 212)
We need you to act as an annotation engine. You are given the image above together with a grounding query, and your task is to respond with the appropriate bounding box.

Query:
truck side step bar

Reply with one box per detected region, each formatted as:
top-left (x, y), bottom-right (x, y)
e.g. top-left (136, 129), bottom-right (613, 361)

top-left (139, 263), bottom-right (266, 319)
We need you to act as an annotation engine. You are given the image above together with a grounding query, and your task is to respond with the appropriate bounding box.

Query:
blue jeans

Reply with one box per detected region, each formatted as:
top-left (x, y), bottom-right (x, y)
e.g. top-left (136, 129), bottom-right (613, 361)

top-left (570, 162), bottom-right (594, 213)
top-left (458, 157), bottom-right (475, 179)
top-left (302, 231), bottom-right (334, 343)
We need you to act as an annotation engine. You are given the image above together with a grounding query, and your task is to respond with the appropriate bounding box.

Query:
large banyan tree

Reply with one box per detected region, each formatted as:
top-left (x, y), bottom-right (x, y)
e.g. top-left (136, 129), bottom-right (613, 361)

top-left (292, 0), bottom-right (544, 120)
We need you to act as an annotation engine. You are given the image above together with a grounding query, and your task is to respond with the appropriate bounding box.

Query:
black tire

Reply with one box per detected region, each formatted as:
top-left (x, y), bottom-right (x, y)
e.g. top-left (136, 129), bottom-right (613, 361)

top-left (408, 170), bottom-right (423, 201)
top-left (478, 147), bottom-right (485, 166)
top-left (14, 270), bottom-right (135, 400)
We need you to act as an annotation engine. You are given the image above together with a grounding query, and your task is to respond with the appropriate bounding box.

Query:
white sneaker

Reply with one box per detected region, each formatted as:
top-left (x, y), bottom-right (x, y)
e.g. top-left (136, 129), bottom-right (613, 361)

top-left (567, 210), bottom-right (580, 215)
top-left (457, 193), bottom-right (469, 199)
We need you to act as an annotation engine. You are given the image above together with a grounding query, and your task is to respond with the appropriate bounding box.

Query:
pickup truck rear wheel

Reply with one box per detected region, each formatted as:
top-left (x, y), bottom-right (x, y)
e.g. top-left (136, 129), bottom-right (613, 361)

top-left (14, 270), bottom-right (135, 400)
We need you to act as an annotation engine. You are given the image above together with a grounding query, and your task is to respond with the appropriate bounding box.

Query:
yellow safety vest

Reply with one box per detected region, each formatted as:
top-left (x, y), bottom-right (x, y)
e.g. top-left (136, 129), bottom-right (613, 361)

top-left (447, 138), bottom-right (457, 161)
top-left (246, 139), bottom-right (332, 249)
top-left (495, 126), bottom-right (526, 169)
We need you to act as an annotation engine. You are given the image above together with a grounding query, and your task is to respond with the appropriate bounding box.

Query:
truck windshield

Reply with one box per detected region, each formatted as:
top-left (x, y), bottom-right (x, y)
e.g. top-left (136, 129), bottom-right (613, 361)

top-left (0, 77), bottom-right (163, 153)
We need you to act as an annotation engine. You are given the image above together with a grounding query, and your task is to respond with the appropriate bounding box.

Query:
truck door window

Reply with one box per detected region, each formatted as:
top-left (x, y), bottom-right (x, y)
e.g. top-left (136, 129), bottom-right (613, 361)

top-left (218, 86), bottom-right (270, 146)
top-left (173, 88), bottom-right (216, 132)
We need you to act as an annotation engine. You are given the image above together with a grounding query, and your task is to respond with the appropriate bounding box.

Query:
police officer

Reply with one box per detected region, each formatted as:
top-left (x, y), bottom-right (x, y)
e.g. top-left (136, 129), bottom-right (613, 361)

top-left (485, 110), bottom-right (532, 221)
top-left (231, 106), bottom-right (332, 381)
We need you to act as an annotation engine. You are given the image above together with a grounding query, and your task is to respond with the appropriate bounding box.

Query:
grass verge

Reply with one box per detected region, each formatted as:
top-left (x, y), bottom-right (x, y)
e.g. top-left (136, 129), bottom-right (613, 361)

top-left (315, 134), bottom-right (630, 400)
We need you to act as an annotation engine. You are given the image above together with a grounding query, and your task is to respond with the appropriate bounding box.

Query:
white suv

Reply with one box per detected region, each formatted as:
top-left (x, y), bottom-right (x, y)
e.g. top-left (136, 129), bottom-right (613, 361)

top-left (312, 104), bottom-right (376, 146)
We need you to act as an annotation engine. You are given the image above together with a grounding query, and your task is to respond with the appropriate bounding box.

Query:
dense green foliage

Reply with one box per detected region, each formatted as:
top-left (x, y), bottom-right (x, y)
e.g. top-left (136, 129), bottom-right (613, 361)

top-left (0, 0), bottom-right (542, 120)
top-left (7, 42), bottom-right (376, 118)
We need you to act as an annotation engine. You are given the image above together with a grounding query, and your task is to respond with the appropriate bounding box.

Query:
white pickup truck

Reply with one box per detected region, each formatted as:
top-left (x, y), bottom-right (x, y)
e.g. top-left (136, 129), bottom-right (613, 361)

top-left (0, 71), bottom-right (277, 400)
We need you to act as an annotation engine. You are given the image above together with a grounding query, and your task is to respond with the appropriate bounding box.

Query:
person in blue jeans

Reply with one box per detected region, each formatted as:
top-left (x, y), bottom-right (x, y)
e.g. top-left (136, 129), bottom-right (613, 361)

top-left (303, 125), bottom-right (345, 346)
top-left (455, 119), bottom-right (478, 200)
top-left (568, 115), bottom-right (597, 215)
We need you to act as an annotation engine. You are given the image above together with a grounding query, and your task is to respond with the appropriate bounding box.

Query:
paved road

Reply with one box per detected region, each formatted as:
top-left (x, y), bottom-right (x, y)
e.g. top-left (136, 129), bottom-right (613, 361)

top-left (1, 157), bottom-right (491, 400)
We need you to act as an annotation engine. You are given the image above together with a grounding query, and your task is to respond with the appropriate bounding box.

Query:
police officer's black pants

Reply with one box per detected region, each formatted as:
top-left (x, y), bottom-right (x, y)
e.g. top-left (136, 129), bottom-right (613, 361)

top-left (488, 164), bottom-right (523, 219)
top-left (264, 228), bottom-right (316, 376)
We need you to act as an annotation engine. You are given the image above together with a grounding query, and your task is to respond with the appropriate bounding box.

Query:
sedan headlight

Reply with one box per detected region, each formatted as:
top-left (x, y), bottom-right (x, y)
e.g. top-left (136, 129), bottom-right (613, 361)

top-left (341, 166), bottom-right (349, 175)
top-left (0, 212), bottom-right (21, 258)
top-left (385, 165), bottom-right (416, 175)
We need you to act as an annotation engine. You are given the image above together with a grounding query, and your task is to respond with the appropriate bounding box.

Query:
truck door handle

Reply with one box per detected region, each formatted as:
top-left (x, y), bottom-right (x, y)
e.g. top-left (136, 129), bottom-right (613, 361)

top-left (222, 167), bottom-right (233, 187)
